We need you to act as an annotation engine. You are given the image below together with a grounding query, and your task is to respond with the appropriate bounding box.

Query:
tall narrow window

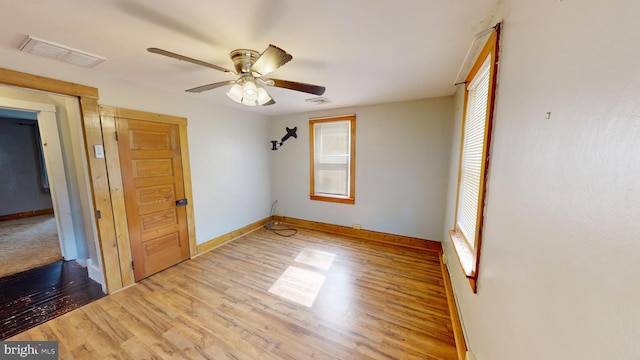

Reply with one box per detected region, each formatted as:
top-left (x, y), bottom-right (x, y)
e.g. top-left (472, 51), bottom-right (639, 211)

top-left (309, 115), bottom-right (356, 204)
top-left (450, 25), bottom-right (500, 292)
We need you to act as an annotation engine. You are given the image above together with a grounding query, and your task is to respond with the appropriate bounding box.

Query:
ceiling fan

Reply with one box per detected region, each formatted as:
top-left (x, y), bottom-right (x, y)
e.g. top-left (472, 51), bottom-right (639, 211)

top-left (147, 45), bottom-right (326, 106)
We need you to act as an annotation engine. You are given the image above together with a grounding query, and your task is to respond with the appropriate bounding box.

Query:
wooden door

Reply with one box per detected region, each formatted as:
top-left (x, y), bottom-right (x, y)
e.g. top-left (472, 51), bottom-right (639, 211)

top-left (117, 118), bottom-right (189, 281)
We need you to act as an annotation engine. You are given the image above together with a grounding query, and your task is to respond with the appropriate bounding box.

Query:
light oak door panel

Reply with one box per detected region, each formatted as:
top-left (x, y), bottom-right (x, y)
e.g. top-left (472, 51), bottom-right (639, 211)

top-left (117, 118), bottom-right (189, 281)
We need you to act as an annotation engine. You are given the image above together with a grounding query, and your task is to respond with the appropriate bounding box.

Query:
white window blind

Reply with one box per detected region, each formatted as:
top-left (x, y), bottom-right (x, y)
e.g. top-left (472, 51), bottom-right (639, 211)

top-left (457, 54), bottom-right (491, 249)
top-left (313, 120), bottom-right (351, 197)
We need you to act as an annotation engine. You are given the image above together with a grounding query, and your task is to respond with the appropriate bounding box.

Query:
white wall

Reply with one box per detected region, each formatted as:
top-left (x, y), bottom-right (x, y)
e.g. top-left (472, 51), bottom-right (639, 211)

top-left (442, 0), bottom-right (640, 359)
top-left (94, 77), bottom-right (272, 245)
top-left (271, 97), bottom-right (453, 240)
top-left (0, 51), bottom-right (273, 246)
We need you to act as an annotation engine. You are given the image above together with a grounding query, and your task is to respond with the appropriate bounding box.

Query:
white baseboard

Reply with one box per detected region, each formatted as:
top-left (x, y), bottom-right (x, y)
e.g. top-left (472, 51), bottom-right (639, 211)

top-left (86, 258), bottom-right (104, 287)
top-left (75, 258), bottom-right (87, 267)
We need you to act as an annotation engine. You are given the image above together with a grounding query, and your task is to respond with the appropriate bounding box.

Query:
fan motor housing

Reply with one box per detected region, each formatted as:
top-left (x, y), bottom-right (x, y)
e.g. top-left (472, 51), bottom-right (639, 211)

top-left (230, 49), bottom-right (260, 74)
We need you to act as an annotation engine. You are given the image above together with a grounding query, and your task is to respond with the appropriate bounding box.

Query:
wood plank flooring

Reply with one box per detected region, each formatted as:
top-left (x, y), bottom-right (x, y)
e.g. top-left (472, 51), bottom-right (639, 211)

top-left (0, 260), bottom-right (105, 339)
top-left (9, 227), bottom-right (457, 359)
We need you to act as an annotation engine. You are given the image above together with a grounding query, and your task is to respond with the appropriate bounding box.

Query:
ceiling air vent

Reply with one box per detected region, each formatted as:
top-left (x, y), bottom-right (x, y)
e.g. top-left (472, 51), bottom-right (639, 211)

top-left (19, 36), bottom-right (106, 68)
top-left (305, 97), bottom-right (331, 105)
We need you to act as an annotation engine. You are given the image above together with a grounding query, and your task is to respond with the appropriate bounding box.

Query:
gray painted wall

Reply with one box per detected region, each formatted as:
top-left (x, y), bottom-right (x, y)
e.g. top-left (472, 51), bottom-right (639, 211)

top-left (270, 97), bottom-right (454, 241)
top-left (0, 116), bottom-right (53, 216)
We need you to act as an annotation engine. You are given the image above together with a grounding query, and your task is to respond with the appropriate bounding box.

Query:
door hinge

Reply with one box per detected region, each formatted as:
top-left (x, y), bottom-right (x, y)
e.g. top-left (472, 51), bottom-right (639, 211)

top-left (115, 131), bottom-right (119, 141)
top-left (131, 261), bottom-right (134, 270)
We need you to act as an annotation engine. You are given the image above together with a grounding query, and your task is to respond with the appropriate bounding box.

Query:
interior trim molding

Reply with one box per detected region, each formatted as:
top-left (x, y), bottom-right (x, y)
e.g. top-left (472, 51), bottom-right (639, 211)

top-left (0, 67), bottom-right (124, 294)
top-left (274, 216), bottom-right (443, 253)
top-left (441, 255), bottom-right (468, 360)
top-left (85, 258), bottom-right (103, 285)
top-left (0, 208), bottom-right (54, 221)
top-left (196, 217), bottom-right (270, 255)
top-left (0, 68), bottom-right (98, 99)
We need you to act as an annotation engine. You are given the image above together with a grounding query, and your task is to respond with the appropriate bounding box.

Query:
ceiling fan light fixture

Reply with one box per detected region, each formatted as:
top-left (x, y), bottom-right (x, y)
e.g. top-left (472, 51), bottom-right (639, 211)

top-left (256, 86), bottom-right (272, 105)
top-left (242, 80), bottom-right (258, 102)
top-left (227, 77), bottom-right (272, 106)
top-left (149, 44), bottom-right (323, 107)
top-left (241, 98), bottom-right (256, 106)
top-left (226, 83), bottom-right (244, 103)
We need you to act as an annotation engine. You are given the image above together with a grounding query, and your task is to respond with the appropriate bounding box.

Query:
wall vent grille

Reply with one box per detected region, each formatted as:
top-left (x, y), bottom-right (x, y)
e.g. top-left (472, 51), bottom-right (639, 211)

top-left (19, 36), bottom-right (106, 68)
top-left (305, 97), bottom-right (331, 105)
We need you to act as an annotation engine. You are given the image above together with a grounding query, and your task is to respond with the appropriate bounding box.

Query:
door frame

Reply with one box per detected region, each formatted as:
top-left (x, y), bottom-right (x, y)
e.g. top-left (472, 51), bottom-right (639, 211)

top-left (0, 98), bottom-right (78, 260)
top-left (0, 68), bottom-right (125, 291)
top-left (100, 106), bottom-right (197, 287)
top-left (0, 67), bottom-right (196, 294)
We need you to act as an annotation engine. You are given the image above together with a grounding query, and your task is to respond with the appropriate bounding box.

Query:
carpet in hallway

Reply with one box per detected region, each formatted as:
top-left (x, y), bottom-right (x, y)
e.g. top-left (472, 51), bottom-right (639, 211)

top-left (0, 214), bottom-right (63, 278)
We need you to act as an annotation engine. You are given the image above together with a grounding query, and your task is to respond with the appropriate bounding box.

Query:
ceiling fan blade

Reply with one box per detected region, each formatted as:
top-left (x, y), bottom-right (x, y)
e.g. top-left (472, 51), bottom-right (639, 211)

top-left (186, 80), bottom-right (236, 93)
top-left (251, 45), bottom-right (293, 77)
top-left (267, 78), bottom-right (326, 96)
top-left (148, 48), bottom-right (234, 73)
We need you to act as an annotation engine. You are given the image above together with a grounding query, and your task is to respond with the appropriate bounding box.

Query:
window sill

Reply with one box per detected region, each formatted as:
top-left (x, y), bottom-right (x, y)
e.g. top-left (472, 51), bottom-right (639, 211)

top-left (448, 230), bottom-right (478, 292)
top-left (310, 194), bottom-right (355, 205)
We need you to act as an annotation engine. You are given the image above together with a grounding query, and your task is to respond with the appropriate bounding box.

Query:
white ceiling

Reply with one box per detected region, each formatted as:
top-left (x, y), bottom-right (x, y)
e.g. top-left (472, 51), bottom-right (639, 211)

top-left (0, 0), bottom-right (500, 116)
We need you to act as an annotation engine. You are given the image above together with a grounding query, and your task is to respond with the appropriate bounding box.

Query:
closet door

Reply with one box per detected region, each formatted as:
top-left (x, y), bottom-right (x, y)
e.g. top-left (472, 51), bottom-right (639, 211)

top-left (117, 117), bottom-right (189, 281)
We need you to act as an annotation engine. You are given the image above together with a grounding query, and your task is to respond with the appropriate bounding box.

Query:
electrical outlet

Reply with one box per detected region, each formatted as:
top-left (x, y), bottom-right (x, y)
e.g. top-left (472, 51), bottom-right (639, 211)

top-left (442, 253), bottom-right (449, 265)
top-left (353, 224), bottom-right (361, 230)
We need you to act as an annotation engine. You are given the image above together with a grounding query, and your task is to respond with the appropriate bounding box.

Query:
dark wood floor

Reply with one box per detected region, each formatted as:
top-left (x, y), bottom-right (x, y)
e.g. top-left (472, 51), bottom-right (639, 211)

top-left (0, 260), bottom-right (105, 340)
top-left (10, 228), bottom-right (457, 359)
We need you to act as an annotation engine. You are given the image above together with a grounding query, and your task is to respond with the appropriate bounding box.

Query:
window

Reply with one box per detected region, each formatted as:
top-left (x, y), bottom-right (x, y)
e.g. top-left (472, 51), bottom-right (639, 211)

top-left (309, 115), bottom-right (356, 204)
top-left (450, 26), bottom-right (500, 292)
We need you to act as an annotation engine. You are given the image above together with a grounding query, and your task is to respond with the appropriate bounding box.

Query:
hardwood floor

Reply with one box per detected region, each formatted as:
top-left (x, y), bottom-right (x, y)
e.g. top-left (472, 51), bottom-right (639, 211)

top-left (9, 227), bottom-right (457, 359)
top-left (0, 260), bottom-right (105, 340)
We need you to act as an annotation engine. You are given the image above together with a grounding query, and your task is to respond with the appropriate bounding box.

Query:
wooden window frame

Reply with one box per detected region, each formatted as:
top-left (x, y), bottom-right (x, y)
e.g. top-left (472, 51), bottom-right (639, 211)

top-left (449, 25), bottom-right (501, 293)
top-left (309, 115), bottom-right (356, 204)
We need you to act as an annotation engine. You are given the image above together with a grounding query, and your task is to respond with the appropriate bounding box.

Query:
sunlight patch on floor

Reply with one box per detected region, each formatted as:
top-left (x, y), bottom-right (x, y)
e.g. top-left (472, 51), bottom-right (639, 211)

top-left (269, 266), bottom-right (326, 307)
top-left (294, 248), bottom-right (335, 270)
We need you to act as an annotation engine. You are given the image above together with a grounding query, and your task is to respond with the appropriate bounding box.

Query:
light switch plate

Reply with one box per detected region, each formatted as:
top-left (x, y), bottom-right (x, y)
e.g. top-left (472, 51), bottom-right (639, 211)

top-left (94, 144), bottom-right (104, 158)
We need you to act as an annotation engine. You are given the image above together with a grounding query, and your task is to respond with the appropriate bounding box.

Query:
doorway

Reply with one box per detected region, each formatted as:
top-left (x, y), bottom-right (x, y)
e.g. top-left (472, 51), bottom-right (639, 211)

top-left (0, 100), bottom-right (78, 264)
top-left (100, 106), bottom-right (197, 285)
top-left (0, 95), bottom-right (106, 339)
top-left (0, 91), bottom-right (104, 287)
top-left (0, 110), bottom-right (63, 277)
